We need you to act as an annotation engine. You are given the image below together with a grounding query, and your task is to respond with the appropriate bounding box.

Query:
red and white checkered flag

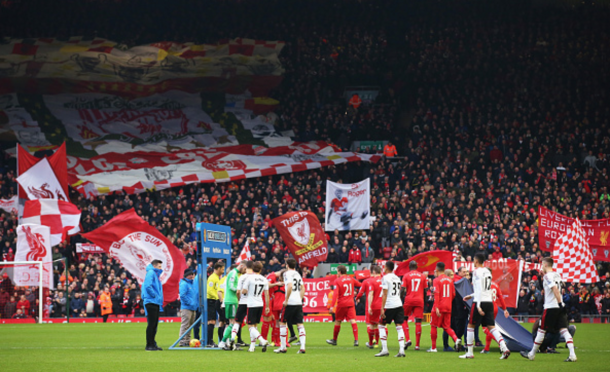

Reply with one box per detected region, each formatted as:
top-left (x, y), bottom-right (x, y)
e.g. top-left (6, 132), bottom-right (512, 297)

top-left (236, 240), bottom-right (251, 264)
top-left (553, 219), bottom-right (599, 284)
top-left (21, 199), bottom-right (81, 247)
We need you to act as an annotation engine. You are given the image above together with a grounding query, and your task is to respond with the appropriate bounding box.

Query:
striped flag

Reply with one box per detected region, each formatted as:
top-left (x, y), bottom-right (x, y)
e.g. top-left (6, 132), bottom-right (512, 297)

top-left (553, 219), bottom-right (600, 283)
top-left (21, 199), bottom-right (81, 247)
top-left (236, 240), bottom-right (252, 264)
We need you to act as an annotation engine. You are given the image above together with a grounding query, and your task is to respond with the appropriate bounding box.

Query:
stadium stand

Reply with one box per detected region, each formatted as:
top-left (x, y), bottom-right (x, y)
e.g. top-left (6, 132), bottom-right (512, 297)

top-left (1, 0), bottom-right (609, 320)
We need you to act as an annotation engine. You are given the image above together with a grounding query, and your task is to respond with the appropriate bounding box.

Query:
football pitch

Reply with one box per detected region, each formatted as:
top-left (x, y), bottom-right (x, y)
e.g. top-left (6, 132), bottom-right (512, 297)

top-left (1, 322), bottom-right (608, 372)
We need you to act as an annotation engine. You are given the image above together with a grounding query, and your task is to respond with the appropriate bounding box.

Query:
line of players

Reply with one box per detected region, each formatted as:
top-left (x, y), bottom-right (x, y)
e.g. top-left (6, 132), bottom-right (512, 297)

top-left (212, 258), bottom-right (307, 354)
top-left (202, 252), bottom-right (577, 362)
top-left (325, 252), bottom-right (577, 361)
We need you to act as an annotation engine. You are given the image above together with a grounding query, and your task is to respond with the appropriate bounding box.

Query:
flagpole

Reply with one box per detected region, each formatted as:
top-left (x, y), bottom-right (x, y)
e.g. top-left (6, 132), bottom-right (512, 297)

top-left (39, 261), bottom-right (43, 324)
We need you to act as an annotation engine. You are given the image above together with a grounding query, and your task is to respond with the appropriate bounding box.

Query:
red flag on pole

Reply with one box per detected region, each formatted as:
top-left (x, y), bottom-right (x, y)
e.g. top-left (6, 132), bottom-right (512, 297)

top-left (17, 143), bottom-right (69, 199)
top-left (395, 250), bottom-right (454, 276)
top-left (81, 209), bottom-right (186, 305)
top-left (236, 240), bottom-right (251, 264)
top-left (272, 211), bottom-right (328, 268)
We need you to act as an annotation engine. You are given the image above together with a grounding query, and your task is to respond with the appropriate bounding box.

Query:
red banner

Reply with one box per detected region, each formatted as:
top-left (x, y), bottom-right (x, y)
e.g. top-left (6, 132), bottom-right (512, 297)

top-left (81, 209), bottom-right (186, 305)
top-left (395, 250), bottom-right (454, 276)
top-left (303, 277), bottom-right (332, 313)
top-left (538, 206), bottom-right (610, 261)
top-left (272, 211), bottom-right (328, 268)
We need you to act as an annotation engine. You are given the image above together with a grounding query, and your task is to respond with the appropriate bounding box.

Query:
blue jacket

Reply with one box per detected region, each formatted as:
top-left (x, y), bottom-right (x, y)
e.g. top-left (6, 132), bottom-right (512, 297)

top-left (142, 264), bottom-right (164, 313)
top-left (180, 278), bottom-right (198, 311)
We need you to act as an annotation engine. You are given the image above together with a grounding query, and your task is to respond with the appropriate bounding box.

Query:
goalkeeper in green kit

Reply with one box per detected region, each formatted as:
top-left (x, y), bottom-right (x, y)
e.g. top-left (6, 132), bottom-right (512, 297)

top-left (219, 262), bottom-right (246, 349)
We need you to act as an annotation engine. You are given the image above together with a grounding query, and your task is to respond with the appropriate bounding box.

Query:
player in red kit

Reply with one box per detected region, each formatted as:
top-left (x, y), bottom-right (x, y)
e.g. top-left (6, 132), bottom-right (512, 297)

top-left (262, 270), bottom-right (284, 347)
top-left (326, 265), bottom-right (361, 346)
top-left (428, 262), bottom-right (461, 353)
top-left (356, 265), bottom-right (383, 348)
top-left (481, 269), bottom-right (510, 354)
top-left (401, 261), bottom-right (427, 350)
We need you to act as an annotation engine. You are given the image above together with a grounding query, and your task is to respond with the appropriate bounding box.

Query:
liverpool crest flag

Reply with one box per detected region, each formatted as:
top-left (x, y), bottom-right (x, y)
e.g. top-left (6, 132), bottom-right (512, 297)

top-left (273, 211), bottom-right (328, 268)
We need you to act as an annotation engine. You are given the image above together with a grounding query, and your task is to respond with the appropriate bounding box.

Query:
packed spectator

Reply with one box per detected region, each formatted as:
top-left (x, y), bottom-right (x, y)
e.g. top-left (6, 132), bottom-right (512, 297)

top-left (1, 0), bottom-right (610, 320)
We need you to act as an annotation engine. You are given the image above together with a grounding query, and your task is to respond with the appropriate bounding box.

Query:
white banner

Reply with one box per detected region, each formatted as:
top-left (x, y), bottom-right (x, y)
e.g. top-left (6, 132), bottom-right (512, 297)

top-left (44, 92), bottom-right (236, 148)
top-left (16, 157), bottom-right (68, 201)
top-left (14, 224), bottom-right (54, 289)
top-left (76, 243), bottom-right (105, 253)
top-left (0, 196), bottom-right (18, 214)
top-left (325, 178), bottom-right (370, 231)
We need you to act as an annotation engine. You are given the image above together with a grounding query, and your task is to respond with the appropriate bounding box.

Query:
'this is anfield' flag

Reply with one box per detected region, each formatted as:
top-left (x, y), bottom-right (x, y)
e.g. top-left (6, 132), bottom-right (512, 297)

top-left (81, 209), bottom-right (186, 305)
top-left (395, 250), bottom-right (454, 276)
top-left (236, 240), bottom-right (252, 264)
top-left (17, 143), bottom-right (69, 199)
top-left (273, 211), bottom-right (328, 268)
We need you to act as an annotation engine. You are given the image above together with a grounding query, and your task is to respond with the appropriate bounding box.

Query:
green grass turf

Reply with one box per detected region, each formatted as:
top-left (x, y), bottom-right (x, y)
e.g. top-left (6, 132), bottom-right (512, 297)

top-left (0, 321), bottom-right (608, 372)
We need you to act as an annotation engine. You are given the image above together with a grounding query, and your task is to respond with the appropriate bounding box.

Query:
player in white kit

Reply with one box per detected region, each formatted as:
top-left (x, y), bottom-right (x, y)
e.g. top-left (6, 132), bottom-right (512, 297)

top-left (241, 261), bottom-right (270, 352)
top-left (375, 261), bottom-right (407, 358)
top-left (274, 258), bottom-right (306, 354)
top-left (521, 257), bottom-right (577, 362)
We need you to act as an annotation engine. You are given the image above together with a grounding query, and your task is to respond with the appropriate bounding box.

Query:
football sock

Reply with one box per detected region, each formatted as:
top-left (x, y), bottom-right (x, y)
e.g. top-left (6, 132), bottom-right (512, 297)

top-left (261, 321), bottom-right (270, 341)
top-left (397, 325), bottom-right (405, 353)
top-left (378, 325), bottom-right (388, 352)
top-left (222, 325), bottom-right (232, 342)
top-left (288, 323), bottom-right (296, 338)
top-left (351, 322), bottom-right (358, 341)
top-left (249, 327), bottom-right (256, 348)
top-left (272, 323), bottom-right (281, 345)
top-left (561, 329), bottom-right (576, 358)
top-left (207, 324), bottom-right (215, 345)
top-left (238, 325), bottom-right (244, 343)
top-left (375, 329), bottom-right (380, 343)
top-left (445, 327), bottom-right (458, 343)
top-left (403, 324), bottom-right (410, 342)
top-left (483, 328), bottom-right (493, 351)
top-left (231, 323), bottom-right (239, 342)
top-left (367, 325), bottom-right (374, 344)
top-left (431, 326), bottom-right (438, 350)
top-left (415, 322), bottom-right (422, 347)
top-left (530, 329), bottom-right (545, 356)
top-left (218, 325), bottom-right (225, 343)
top-left (466, 327), bottom-right (475, 355)
top-left (280, 325), bottom-right (287, 350)
top-left (333, 324), bottom-right (341, 340)
top-left (490, 327), bottom-right (506, 351)
top-left (298, 325), bottom-right (306, 350)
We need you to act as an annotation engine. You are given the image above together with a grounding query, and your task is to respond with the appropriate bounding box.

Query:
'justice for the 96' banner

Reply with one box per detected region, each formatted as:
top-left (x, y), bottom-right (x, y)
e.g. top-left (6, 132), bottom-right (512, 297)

top-left (538, 206), bottom-right (610, 261)
top-left (272, 211), bottom-right (328, 267)
top-left (303, 277), bottom-right (332, 313)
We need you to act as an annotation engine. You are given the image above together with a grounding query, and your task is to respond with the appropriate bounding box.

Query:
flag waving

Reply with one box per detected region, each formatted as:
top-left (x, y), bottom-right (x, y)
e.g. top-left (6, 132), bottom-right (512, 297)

top-left (14, 224), bottom-right (54, 289)
top-left (17, 157), bottom-right (68, 201)
top-left (273, 211), bottom-right (328, 268)
top-left (81, 209), bottom-right (186, 305)
top-left (21, 199), bottom-right (81, 247)
top-left (553, 219), bottom-right (600, 284)
top-left (236, 240), bottom-right (252, 264)
top-left (395, 250), bottom-right (454, 276)
top-left (17, 143), bottom-right (69, 199)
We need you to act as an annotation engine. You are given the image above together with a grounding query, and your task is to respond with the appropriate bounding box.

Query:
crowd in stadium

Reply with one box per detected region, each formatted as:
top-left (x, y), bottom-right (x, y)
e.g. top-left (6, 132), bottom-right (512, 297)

top-left (1, 0), bottom-right (610, 322)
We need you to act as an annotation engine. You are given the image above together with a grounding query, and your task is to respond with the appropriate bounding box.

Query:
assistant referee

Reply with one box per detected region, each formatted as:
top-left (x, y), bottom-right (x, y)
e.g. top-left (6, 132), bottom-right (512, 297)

top-left (206, 262), bottom-right (225, 347)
